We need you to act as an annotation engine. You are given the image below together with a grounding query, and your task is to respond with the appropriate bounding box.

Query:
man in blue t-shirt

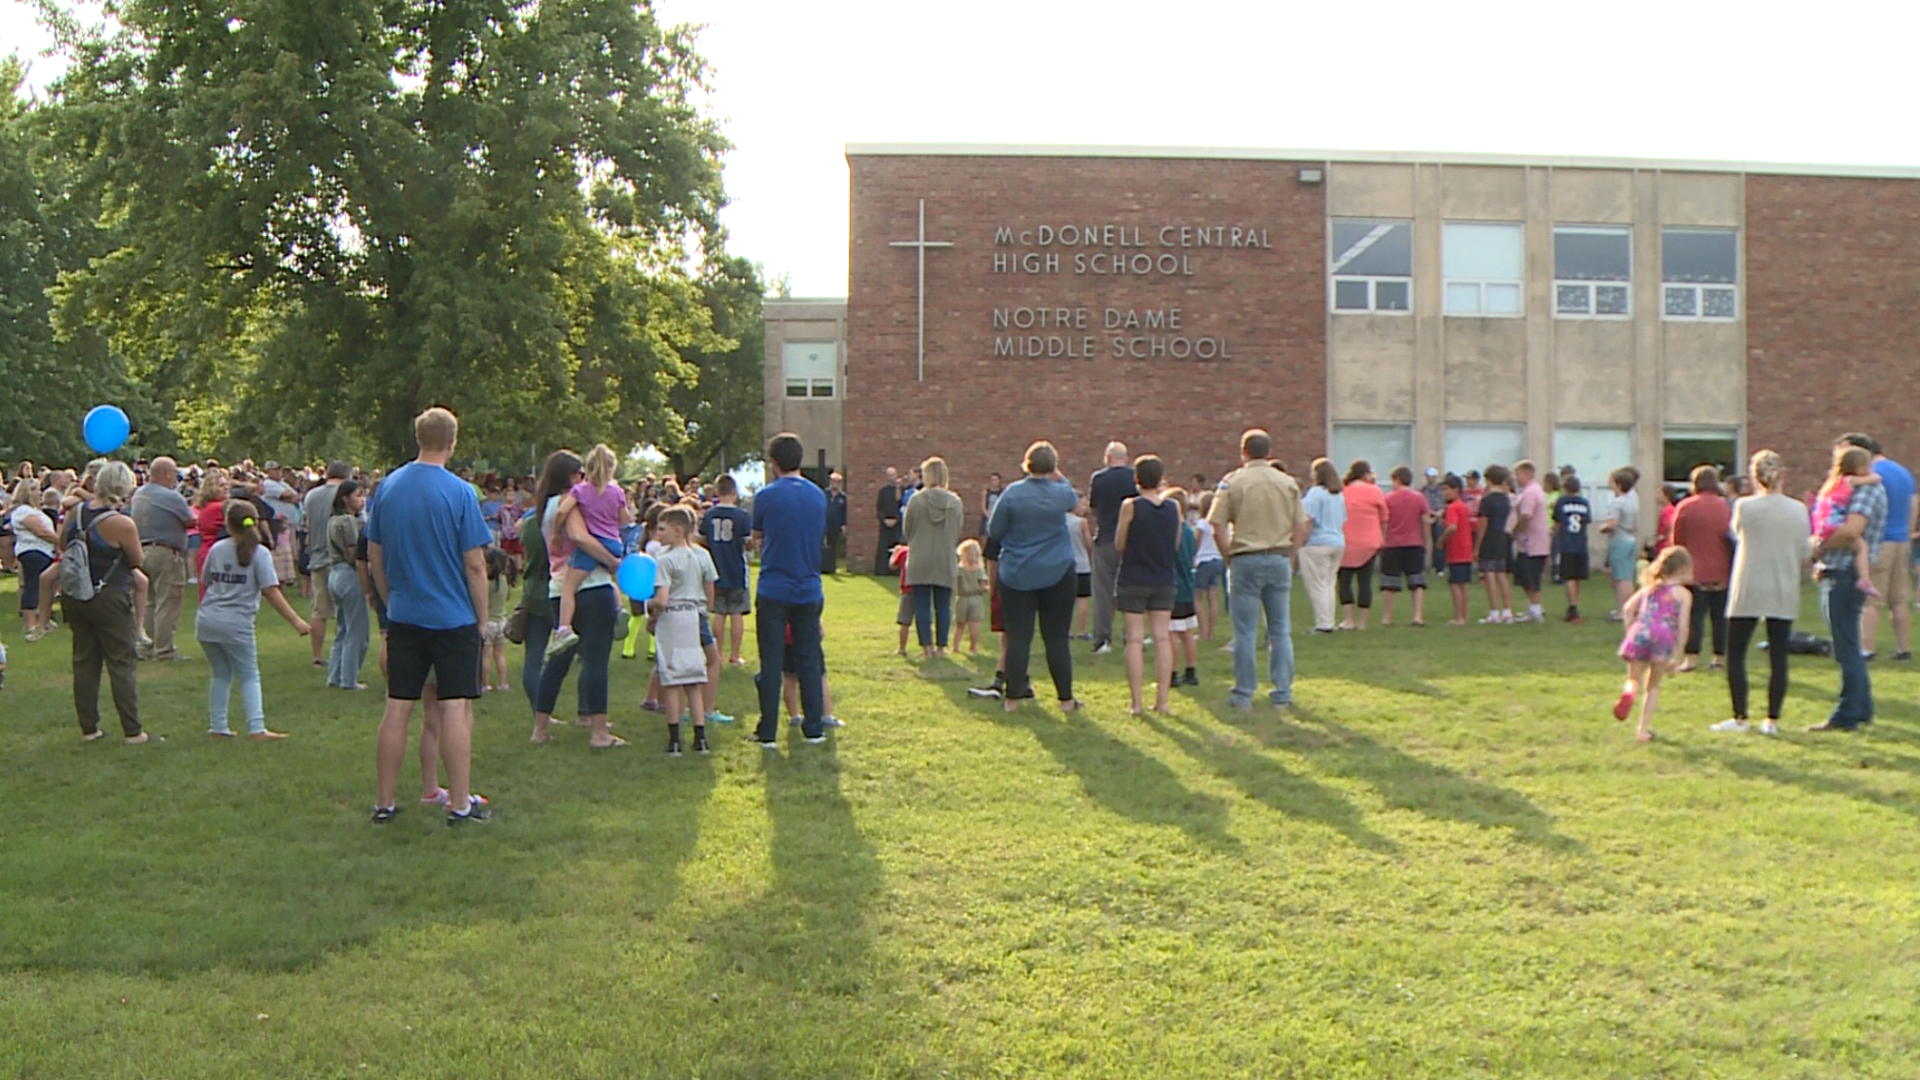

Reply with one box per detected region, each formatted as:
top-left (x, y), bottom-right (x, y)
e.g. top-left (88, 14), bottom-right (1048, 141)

top-left (1843, 433), bottom-right (1918, 660)
top-left (751, 432), bottom-right (828, 748)
top-left (700, 475), bottom-right (755, 666)
top-left (366, 407), bottom-right (495, 826)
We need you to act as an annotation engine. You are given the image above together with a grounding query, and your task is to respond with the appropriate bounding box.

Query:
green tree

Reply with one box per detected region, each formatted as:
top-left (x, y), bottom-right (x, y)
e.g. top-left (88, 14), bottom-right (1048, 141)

top-left (36, 0), bottom-right (739, 464)
top-left (0, 54), bottom-right (145, 464)
top-left (663, 254), bottom-right (765, 481)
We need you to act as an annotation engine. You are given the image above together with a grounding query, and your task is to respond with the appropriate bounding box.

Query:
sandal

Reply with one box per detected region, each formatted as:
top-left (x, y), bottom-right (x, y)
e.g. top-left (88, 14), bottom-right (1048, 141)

top-left (590, 735), bottom-right (629, 750)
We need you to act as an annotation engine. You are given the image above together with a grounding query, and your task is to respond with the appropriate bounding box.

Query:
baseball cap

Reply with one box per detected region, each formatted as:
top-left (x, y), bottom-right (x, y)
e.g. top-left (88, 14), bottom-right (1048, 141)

top-left (1465, 469), bottom-right (1481, 480)
top-left (264, 460), bottom-right (281, 470)
top-left (1424, 467), bottom-right (1438, 478)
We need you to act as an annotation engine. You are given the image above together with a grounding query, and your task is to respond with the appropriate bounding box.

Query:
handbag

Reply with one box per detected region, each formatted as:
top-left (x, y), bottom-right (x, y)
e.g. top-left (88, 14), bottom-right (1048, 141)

top-left (504, 603), bottom-right (530, 645)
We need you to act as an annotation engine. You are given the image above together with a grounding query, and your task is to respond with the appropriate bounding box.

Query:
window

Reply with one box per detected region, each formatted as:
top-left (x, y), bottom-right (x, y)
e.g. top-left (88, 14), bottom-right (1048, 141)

top-left (1553, 426), bottom-right (1634, 521)
top-left (1330, 219), bottom-right (1413, 313)
top-left (1331, 423), bottom-right (1414, 477)
top-left (1662, 228), bottom-right (1738, 320)
top-left (1663, 428), bottom-right (1740, 483)
top-left (1554, 226), bottom-right (1632, 318)
top-left (1443, 223), bottom-right (1524, 316)
top-left (782, 341), bottom-right (836, 398)
top-left (1444, 423), bottom-right (1526, 477)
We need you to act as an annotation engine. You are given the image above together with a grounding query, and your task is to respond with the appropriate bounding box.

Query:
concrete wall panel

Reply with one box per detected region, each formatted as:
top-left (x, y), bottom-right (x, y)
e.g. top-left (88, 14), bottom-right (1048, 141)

top-left (1440, 165), bottom-right (1528, 221)
top-left (1659, 172), bottom-right (1742, 226)
top-left (1443, 319), bottom-right (1528, 420)
top-left (1328, 163), bottom-right (1416, 218)
top-left (1330, 316), bottom-right (1417, 420)
top-left (1550, 169), bottom-right (1636, 224)
top-left (1662, 321), bottom-right (1746, 426)
top-left (1553, 320), bottom-right (1637, 423)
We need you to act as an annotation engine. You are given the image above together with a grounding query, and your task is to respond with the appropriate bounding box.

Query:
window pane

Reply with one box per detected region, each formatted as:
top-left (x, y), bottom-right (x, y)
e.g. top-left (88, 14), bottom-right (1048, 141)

top-left (1554, 227), bottom-right (1632, 281)
top-left (1662, 228), bottom-right (1737, 284)
top-left (1445, 423), bottom-right (1527, 478)
top-left (1375, 280), bottom-right (1411, 311)
top-left (782, 341), bottom-right (836, 382)
top-left (1443, 222), bottom-right (1524, 279)
top-left (1332, 423), bottom-right (1414, 477)
top-left (785, 380), bottom-right (809, 398)
top-left (1552, 426), bottom-right (1634, 522)
top-left (1595, 285), bottom-right (1631, 315)
top-left (1486, 283), bottom-right (1523, 314)
top-left (1702, 287), bottom-right (1738, 318)
top-left (1557, 284), bottom-right (1591, 314)
top-left (1333, 279), bottom-right (1373, 310)
top-left (1664, 286), bottom-right (1698, 317)
top-left (1331, 219), bottom-right (1413, 276)
top-left (811, 381), bottom-right (834, 398)
top-left (1445, 282), bottom-right (1482, 313)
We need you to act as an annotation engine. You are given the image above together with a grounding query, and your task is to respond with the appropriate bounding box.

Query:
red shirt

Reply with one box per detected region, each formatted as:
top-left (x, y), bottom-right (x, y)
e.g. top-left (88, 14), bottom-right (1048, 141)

top-left (194, 499), bottom-right (225, 574)
top-left (1443, 500), bottom-right (1475, 563)
top-left (1671, 493), bottom-right (1734, 587)
top-left (1384, 488), bottom-right (1429, 548)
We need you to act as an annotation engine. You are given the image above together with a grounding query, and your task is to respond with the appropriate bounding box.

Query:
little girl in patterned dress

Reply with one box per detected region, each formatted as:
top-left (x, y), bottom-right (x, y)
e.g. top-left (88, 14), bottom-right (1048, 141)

top-left (1812, 468), bottom-right (1882, 597)
top-left (1613, 547), bottom-right (1694, 742)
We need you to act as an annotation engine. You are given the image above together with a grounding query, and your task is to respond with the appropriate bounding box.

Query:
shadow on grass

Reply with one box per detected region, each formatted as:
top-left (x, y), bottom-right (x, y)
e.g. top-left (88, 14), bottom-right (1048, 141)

top-left (1250, 706), bottom-right (1586, 855)
top-left (949, 682), bottom-right (1243, 855)
top-left (652, 744), bottom-right (957, 1075)
top-left (1138, 712), bottom-right (1397, 853)
top-left (1672, 741), bottom-right (1920, 822)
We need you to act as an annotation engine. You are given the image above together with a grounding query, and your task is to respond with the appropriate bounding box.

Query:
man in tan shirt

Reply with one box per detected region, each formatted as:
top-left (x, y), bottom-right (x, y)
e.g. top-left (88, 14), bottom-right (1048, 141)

top-left (1209, 429), bottom-right (1309, 710)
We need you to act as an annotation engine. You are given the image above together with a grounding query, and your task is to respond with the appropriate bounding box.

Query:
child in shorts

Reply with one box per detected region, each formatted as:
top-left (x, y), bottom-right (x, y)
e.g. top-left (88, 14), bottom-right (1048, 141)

top-left (650, 505), bottom-right (716, 756)
top-left (1438, 475), bottom-right (1475, 626)
top-left (890, 544), bottom-right (913, 655)
top-left (1475, 464), bottom-right (1514, 624)
top-left (482, 545), bottom-right (515, 693)
top-left (954, 538), bottom-right (990, 654)
top-left (548, 443), bottom-right (630, 657)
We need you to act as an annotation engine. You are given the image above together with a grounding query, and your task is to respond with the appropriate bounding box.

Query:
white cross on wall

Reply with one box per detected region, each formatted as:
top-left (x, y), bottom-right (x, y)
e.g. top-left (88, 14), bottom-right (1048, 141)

top-left (888, 198), bottom-right (953, 382)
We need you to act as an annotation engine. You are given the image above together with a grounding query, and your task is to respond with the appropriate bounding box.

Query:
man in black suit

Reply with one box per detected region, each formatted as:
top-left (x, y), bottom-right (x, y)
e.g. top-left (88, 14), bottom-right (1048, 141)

top-left (823, 471), bottom-right (849, 574)
top-left (874, 466), bottom-right (902, 575)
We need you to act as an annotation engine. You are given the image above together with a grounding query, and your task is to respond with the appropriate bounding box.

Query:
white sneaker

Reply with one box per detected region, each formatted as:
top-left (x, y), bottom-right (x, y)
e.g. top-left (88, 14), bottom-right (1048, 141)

top-left (1092, 642), bottom-right (1113, 655)
top-left (544, 627), bottom-right (580, 658)
top-left (1709, 718), bottom-right (1751, 734)
top-left (1757, 721), bottom-right (1780, 736)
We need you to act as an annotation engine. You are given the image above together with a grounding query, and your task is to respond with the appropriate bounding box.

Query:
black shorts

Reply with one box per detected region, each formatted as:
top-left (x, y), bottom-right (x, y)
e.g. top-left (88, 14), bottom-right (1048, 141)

top-left (1557, 552), bottom-right (1590, 581)
top-left (1076, 572), bottom-right (1092, 599)
top-left (1171, 598), bottom-right (1197, 620)
top-left (386, 622), bottom-right (483, 701)
top-left (1449, 562), bottom-right (1474, 585)
top-left (1512, 554), bottom-right (1549, 592)
top-left (1378, 546), bottom-right (1428, 590)
top-left (1117, 583), bottom-right (1176, 613)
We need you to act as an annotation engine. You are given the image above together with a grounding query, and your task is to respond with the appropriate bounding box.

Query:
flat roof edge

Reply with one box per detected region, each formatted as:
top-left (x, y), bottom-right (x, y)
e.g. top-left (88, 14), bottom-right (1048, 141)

top-left (843, 143), bottom-right (1920, 181)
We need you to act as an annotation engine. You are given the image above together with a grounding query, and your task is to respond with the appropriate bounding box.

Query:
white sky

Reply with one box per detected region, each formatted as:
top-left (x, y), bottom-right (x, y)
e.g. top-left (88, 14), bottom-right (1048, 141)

top-left (9, 0), bottom-right (1919, 297)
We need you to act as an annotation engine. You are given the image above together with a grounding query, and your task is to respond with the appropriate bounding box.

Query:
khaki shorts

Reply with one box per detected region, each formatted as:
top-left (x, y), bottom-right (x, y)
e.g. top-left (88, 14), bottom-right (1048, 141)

top-left (310, 572), bottom-right (335, 619)
top-left (1870, 541), bottom-right (1914, 608)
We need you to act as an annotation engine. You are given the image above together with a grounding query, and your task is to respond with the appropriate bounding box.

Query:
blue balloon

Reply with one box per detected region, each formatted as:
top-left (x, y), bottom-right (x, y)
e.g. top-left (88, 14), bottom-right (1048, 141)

top-left (82, 405), bottom-right (131, 454)
top-left (617, 552), bottom-right (657, 599)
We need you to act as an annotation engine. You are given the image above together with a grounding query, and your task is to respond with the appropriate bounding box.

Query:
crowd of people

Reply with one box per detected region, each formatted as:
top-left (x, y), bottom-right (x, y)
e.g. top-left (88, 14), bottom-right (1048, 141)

top-left (872, 428), bottom-right (1914, 742)
top-left (2, 412), bottom-right (1909, 823)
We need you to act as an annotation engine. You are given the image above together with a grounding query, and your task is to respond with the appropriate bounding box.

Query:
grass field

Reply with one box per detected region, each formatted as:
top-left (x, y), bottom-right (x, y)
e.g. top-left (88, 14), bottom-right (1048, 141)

top-left (2, 570), bottom-right (1918, 1079)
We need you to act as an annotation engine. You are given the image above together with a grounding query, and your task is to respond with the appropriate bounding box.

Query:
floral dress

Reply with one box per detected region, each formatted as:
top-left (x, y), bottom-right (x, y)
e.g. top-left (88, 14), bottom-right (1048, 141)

top-left (1618, 583), bottom-right (1682, 663)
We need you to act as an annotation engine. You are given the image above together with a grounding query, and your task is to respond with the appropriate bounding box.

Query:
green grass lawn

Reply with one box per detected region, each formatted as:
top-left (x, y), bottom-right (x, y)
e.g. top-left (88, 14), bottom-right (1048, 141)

top-left (2, 571), bottom-right (1918, 1079)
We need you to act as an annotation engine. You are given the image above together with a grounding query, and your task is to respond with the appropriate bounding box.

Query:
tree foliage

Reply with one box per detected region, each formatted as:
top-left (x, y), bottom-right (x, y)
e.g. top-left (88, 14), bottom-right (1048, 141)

top-left (21, 0), bottom-right (764, 465)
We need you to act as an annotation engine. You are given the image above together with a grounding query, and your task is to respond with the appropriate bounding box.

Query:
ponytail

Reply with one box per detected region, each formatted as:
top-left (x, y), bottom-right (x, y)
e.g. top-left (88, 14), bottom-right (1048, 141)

top-left (224, 499), bottom-right (264, 568)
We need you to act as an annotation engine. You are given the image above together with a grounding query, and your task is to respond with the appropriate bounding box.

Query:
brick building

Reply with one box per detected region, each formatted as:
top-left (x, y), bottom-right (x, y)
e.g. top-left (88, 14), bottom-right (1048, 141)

top-left (769, 145), bottom-right (1920, 570)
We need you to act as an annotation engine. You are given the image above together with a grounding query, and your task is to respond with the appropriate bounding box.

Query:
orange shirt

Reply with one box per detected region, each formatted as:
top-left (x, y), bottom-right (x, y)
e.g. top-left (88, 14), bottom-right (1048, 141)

top-left (1341, 481), bottom-right (1389, 569)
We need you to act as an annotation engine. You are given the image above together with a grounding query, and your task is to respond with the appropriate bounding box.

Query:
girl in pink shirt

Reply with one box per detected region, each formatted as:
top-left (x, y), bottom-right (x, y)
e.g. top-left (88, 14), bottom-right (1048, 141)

top-left (546, 444), bottom-right (631, 658)
top-left (1338, 460), bottom-right (1390, 630)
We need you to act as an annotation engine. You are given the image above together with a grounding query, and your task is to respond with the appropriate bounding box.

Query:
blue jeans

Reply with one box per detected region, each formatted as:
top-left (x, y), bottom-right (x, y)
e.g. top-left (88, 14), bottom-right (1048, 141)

top-left (756, 597), bottom-right (824, 742)
top-left (537, 585), bottom-right (615, 716)
top-left (1228, 552), bottom-right (1296, 707)
top-left (1819, 566), bottom-right (1874, 726)
top-left (912, 584), bottom-right (952, 648)
top-left (522, 612), bottom-right (553, 712)
top-left (203, 638), bottom-right (265, 734)
top-left (327, 563), bottom-right (369, 688)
